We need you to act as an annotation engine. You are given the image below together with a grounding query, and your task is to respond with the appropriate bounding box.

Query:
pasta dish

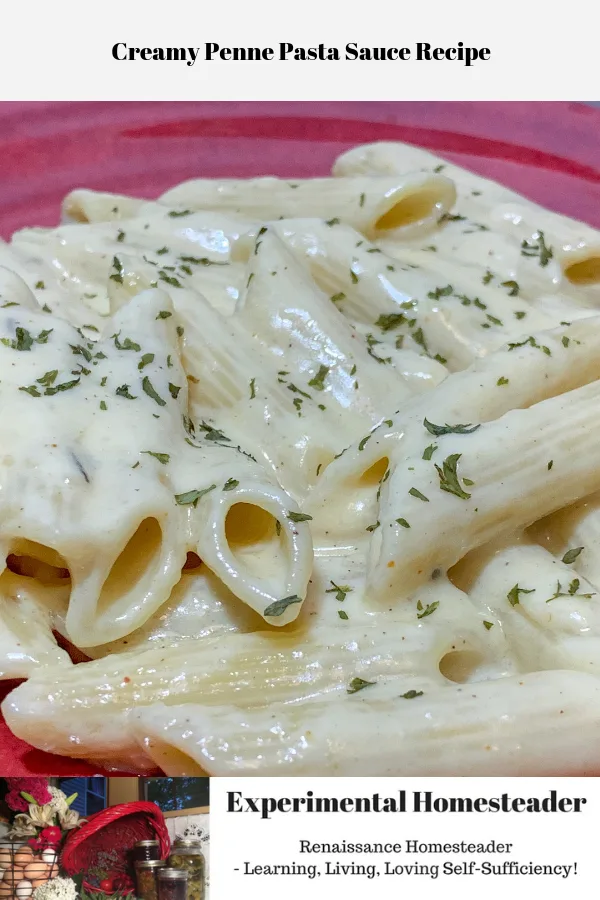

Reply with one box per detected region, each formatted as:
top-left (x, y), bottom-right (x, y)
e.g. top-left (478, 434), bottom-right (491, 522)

top-left (2, 140), bottom-right (600, 775)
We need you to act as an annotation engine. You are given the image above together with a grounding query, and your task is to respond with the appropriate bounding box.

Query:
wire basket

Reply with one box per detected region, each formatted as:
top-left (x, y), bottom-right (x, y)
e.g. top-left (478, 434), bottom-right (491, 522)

top-left (0, 839), bottom-right (60, 899)
top-left (60, 802), bottom-right (170, 894)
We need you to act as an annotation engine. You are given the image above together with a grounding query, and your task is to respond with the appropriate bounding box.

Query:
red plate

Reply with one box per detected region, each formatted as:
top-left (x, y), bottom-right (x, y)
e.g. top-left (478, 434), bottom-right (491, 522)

top-left (0, 101), bottom-right (599, 775)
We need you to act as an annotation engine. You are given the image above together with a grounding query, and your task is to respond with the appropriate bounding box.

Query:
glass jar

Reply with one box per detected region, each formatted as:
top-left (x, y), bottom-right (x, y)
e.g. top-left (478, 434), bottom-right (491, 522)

top-left (167, 840), bottom-right (205, 900)
top-left (157, 868), bottom-right (189, 900)
top-left (135, 859), bottom-right (167, 900)
top-left (133, 840), bottom-right (162, 863)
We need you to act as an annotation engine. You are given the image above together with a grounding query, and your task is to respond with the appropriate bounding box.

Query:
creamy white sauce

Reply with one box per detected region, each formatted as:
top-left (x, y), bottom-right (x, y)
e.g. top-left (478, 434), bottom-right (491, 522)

top-left (2, 141), bottom-right (600, 776)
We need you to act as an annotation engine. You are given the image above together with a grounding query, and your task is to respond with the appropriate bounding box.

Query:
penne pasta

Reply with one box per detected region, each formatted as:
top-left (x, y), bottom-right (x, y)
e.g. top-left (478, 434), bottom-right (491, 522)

top-left (160, 173), bottom-right (457, 241)
top-left (130, 670), bottom-right (600, 776)
top-left (2, 139), bottom-right (600, 777)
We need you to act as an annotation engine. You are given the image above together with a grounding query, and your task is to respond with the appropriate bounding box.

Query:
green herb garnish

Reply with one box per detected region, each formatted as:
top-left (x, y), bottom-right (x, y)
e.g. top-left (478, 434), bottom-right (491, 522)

top-left (423, 418), bottom-right (480, 436)
top-left (287, 511), bottom-right (313, 523)
top-left (115, 384), bottom-right (137, 399)
top-left (198, 421), bottom-right (230, 442)
top-left (520, 231), bottom-right (553, 267)
top-left (138, 353), bottom-right (154, 370)
top-left (36, 370), bottom-right (58, 387)
top-left (174, 485), bottom-right (216, 507)
top-left (546, 579), bottom-right (595, 603)
top-left (109, 256), bottom-right (124, 283)
top-left (562, 547), bottom-right (584, 565)
top-left (326, 581), bottom-right (353, 602)
top-left (159, 272), bottom-right (182, 288)
top-left (417, 600), bottom-right (439, 619)
top-left (427, 284), bottom-right (453, 300)
top-left (376, 313), bottom-right (406, 332)
top-left (308, 365), bottom-right (329, 391)
top-left (501, 280), bottom-right (520, 296)
top-left (412, 328), bottom-right (428, 352)
top-left (113, 332), bottom-right (141, 351)
top-left (142, 376), bottom-right (166, 406)
top-left (435, 453), bottom-right (472, 500)
top-left (264, 595), bottom-right (303, 617)
top-left (44, 377), bottom-right (80, 396)
top-left (347, 677), bottom-right (375, 694)
top-left (507, 583), bottom-right (535, 607)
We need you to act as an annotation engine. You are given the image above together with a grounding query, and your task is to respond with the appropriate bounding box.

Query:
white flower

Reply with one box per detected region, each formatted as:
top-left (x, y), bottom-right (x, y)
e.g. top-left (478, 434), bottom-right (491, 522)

top-left (32, 878), bottom-right (77, 900)
top-left (6, 813), bottom-right (38, 838)
top-left (57, 808), bottom-right (82, 831)
top-left (47, 788), bottom-right (69, 816)
top-left (28, 804), bottom-right (57, 828)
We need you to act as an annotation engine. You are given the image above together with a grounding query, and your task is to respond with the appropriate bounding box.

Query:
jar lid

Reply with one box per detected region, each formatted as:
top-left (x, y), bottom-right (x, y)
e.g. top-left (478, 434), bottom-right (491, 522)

top-left (172, 839), bottom-right (202, 848)
top-left (135, 860), bottom-right (167, 869)
top-left (158, 870), bottom-right (189, 881)
top-left (135, 840), bottom-right (160, 848)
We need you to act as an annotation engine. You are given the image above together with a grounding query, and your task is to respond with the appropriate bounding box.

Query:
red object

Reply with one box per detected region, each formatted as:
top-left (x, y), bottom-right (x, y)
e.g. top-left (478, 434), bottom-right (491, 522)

top-left (60, 801), bottom-right (170, 894)
top-left (40, 826), bottom-right (63, 847)
top-left (6, 790), bottom-right (30, 813)
top-left (0, 102), bottom-right (599, 774)
top-left (113, 874), bottom-right (135, 892)
top-left (0, 680), bottom-right (117, 775)
top-left (99, 879), bottom-right (115, 892)
top-left (5, 777), bottom-right (53, 809)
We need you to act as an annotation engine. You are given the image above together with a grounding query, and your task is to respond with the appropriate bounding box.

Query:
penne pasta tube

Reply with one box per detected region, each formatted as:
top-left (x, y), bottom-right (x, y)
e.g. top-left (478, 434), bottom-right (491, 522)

top-left (0, 284), bottom-right (314, 646)
top-left (131, 670), bottom-right (600, 776)
top-left (453, 539), bottom-right (600, 672)
top-left (238, 228), bottom-right (414, 408)
top-left (369, 376), bottom-right (600, 600)
top-left (160, 173), bottom-right (457, 241)
top-left (273, 218), bottom-right (554, 370)
top-left (529, 492), bottom-right (600, 593)
top-left (175, 290), bottom-right (368, 497)
top-left (62, 189), bottom-right (147, 223)
top-left (0, 572), bottom-right (70, 679)
top-left (335, 142), bottom-right (600, 293)
top-left (12, 211), bottom-right (252, 323)
top-left (308, 317), bottom-right (600, 538)
top-left (0, 575), bottom-right (510, 766)
top-left (79, 562), bottom-right (265, 661)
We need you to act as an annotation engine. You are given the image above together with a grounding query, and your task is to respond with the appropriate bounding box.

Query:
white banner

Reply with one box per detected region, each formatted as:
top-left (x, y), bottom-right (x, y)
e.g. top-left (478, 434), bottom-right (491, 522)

top-left (209, 777), bottom-right (596, 899)
top-left (0, 0), bottom-right (597, 100)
